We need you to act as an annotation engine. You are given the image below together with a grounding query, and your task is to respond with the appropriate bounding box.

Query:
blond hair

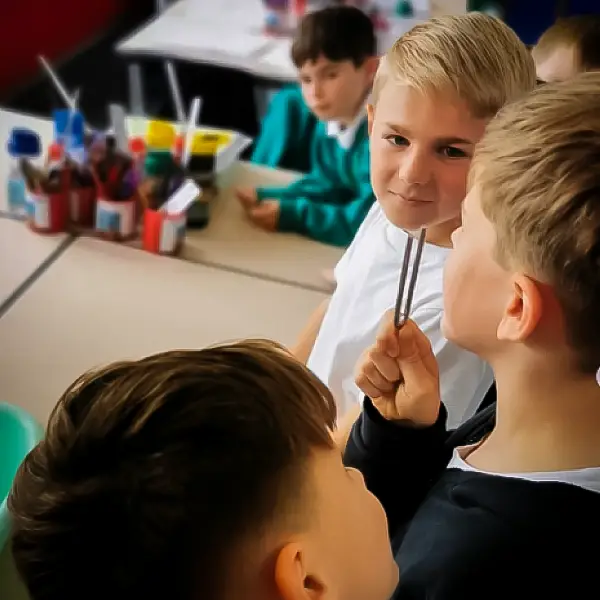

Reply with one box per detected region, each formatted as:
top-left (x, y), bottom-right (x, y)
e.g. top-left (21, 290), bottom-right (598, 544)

top-left (532, 15), bottom-right (600, 72)
top-left (471, 71), bottom-right (600, 372)
top-left (372, 13), bottom-right (536, 118)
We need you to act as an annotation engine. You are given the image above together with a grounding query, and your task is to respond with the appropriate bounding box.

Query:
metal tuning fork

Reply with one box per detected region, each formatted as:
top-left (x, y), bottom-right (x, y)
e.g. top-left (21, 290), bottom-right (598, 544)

top-left (394, 228), bottom-right (427, 329)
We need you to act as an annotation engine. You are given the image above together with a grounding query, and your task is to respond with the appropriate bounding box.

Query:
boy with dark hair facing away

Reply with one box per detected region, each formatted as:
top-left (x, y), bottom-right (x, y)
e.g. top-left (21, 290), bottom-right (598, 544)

top-left (238, 6), bottom-right (378, 247)
top-left (8, 341), bottom-right (398, 600)
top-left (349, 72), bottom-right (600, 599)
top-left (533, 14), bottom-right (600, 82)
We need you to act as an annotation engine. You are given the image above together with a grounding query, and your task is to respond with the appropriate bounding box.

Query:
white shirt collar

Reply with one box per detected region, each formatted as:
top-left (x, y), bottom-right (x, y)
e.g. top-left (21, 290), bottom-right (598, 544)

top-left (326, 111), bottom-right (366, 150)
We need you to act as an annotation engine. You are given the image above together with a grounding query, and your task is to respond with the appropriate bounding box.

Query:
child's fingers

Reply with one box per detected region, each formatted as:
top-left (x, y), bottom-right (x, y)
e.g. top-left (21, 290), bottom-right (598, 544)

top-left (355, 358), bottom-right (395, 398)
top-left (401, 319), bottom-right (439, 379)
top-left (375, 309), bottom-right (400, 357)
top-left (369, 348), bottom-right (402, 382)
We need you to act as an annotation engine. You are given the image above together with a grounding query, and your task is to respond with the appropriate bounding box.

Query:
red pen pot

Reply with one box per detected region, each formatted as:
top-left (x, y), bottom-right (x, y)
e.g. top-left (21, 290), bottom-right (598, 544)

top-left (142, 208), bottom-right (187, 256)
top-left (26, 170), bottom-right (70, 234)
top-left (69, 186), bottom-right (96, 228)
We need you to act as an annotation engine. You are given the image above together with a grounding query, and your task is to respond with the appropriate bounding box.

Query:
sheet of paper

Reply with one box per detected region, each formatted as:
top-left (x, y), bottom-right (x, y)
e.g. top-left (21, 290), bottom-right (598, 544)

top-left (163, 179), bottom-right (201, 216)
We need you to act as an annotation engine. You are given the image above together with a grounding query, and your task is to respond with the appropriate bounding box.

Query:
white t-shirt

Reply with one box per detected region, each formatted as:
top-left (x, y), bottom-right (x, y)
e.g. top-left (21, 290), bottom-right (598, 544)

top-left (449, 446), bottom-right (600, 494)
top-left (307, 203), bottom-right (493, 428)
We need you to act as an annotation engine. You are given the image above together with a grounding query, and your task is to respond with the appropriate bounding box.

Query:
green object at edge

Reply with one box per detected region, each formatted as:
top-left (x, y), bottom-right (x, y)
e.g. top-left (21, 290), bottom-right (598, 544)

top-left (0, 403), bottom-right (43, 552)
top-left (396, 0), bottom-right (414, 17)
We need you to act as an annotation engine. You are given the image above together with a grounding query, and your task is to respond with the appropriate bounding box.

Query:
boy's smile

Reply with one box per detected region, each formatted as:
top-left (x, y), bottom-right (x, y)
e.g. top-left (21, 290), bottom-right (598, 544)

top-left (367, 83), bottom-right (487, 241)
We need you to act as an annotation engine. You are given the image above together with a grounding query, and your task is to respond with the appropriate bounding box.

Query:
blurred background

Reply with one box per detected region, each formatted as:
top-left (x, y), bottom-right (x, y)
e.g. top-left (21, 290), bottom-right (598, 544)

top-left (0, 0), bottom-right (597, 140)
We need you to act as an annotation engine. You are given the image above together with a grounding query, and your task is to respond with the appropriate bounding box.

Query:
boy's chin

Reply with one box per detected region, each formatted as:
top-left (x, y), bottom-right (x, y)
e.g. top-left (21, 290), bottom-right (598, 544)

top-left (378, 200), bottom-right (432, 232)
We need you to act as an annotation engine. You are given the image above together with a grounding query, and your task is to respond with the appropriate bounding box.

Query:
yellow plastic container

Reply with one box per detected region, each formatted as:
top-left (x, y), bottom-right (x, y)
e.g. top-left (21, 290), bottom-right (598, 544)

top-left (146, 120), bottom-right (177, 151)
top-left (190, 132), bottom-right (231, 155)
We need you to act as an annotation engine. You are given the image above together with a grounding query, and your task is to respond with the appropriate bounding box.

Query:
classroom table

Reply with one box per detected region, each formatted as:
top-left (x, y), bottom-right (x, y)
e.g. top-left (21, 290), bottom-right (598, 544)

top-left (0, 219), bottom-right (69, 314)
top-left (184, 162), bottom-right (344, 292)
top-left (0, 236), bottom-right (327, 425)
top-left (116, 0), bottom-right (436, 82)
top-left (115, 0), bottom-right (463, 120)
top-left (0, 108), bottom-right (343, 291)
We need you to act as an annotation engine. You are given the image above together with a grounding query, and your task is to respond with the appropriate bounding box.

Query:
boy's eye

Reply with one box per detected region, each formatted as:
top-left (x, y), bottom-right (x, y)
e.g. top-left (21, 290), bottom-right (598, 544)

top-left (440, 146), bottom-right (469, 159)
top-left (384, 135), bottom-right (409, 147)
top-left (325, 70), bottom-right (339, 80)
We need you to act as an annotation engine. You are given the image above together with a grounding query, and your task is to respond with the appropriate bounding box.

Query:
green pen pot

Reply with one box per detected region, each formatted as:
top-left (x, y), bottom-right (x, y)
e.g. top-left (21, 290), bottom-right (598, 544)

top-left (144, 150), bottom-right (176, 178)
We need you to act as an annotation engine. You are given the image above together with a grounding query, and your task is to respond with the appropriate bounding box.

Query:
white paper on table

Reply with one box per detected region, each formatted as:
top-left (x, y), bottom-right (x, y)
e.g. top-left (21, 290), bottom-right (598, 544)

top-left (163, 179), bottom-right (201, 216)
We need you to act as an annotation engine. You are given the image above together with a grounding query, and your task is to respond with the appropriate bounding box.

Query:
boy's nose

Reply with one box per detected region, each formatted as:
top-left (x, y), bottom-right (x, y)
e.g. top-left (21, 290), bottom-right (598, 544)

top-left (312, 81), bottom-right (325, 100)
top-left (397, 150), bottom-right (431, 186)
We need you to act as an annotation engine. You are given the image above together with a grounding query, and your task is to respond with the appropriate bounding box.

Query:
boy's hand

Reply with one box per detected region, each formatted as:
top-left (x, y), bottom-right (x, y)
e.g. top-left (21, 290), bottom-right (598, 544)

top-left (235, 187), bottom-right (259, 211)
top-left (249, 200), bottom-right (280, 232)
top-left (355, 311), bottom-right (440, 427)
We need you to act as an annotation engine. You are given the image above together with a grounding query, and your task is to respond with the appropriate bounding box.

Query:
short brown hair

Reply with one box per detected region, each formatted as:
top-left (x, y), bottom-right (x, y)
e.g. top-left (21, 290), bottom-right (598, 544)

top-left (372, 13), bottom-right (536, 119)
top-left (291, 5), bottom-right (376, 68)
top-left (533, 15), bottom-right (600, 72)
top-left (9, 341), bottom-right (336, 600)
top-left (471, 71), bottom-right (600, 372)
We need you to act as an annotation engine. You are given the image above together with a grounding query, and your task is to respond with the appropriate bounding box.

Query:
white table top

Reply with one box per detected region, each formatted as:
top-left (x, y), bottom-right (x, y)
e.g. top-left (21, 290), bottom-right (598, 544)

top-left (185, 162), bottom-right (344, 291)
top-left (0, 237), bottom-right (327, 425)
top-left (0, 218), bottom-right (68, 312)
top-left (116, 0), bottom-right (451, 82)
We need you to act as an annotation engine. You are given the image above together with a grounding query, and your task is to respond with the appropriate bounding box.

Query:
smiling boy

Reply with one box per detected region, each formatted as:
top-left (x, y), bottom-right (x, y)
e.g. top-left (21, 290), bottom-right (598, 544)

top-left (300, 14), bottom-right (536, 430)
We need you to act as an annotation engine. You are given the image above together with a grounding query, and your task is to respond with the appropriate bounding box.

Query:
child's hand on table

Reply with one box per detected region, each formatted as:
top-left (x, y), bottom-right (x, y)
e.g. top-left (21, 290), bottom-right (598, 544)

top-left (235, 187), bottom-right (259, 211)
top-left (355, 310), bottom-right (441, 428)
top-left (248, 200), bottom-right (280, 232)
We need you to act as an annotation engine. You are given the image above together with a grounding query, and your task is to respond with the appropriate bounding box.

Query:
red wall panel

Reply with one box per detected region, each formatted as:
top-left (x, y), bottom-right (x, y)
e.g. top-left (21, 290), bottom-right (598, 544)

top-left (0, 0), bottom-right (132, 95)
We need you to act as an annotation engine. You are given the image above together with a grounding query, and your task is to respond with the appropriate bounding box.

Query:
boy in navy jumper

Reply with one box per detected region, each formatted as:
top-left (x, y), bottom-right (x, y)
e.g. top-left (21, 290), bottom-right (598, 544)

top-left (350, 73), bottom-right (600, 599)
top-left (237, 6), bottom-right (378, 247)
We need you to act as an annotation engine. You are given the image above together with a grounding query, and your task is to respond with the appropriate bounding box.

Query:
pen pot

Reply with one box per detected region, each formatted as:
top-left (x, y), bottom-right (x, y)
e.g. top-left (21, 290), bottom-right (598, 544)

top-left (142, 208), bottom-right (187, 256)
top-left (95, 195), bottom-right (138, 242)
top-left (69, 186), bottom-right (96, 228)
top-left (25, 170), bottom-right (70, 234)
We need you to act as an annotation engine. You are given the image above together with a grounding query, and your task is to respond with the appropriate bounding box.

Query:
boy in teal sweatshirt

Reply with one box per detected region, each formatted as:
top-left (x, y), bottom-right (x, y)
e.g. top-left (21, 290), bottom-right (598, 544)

top-left (237, 6), bottom-right (378, 247)
top-left (250, 84), bottom-right (318, 173)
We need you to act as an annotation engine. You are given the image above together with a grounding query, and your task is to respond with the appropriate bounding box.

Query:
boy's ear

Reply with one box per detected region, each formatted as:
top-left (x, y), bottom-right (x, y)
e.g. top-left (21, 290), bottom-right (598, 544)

top-left (366, 55), bottom-right (380, 81)
top-left (274, 542), bottom-right (328, 600)
top-left (497, 275), bottom-right (542, 343)
top-left (367, 104), bottom-right (374, 137)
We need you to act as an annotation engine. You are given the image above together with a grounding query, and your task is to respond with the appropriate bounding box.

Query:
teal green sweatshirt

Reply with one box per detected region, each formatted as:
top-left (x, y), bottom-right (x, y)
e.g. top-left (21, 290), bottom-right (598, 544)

top-left (256, 118), bottom-right (374, 247)
top-left (251, 85), bottom-right (318, 173)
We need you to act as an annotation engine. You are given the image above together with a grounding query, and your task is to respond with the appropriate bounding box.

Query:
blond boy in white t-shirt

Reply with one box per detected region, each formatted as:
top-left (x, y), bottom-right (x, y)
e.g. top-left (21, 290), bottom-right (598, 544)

top-left (295, 13), bottom-right (537, 431)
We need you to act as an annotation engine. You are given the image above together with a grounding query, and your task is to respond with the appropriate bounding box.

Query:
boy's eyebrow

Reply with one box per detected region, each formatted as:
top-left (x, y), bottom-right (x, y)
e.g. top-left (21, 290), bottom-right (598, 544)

top-left (383, 123), bottom-right (475, 146)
